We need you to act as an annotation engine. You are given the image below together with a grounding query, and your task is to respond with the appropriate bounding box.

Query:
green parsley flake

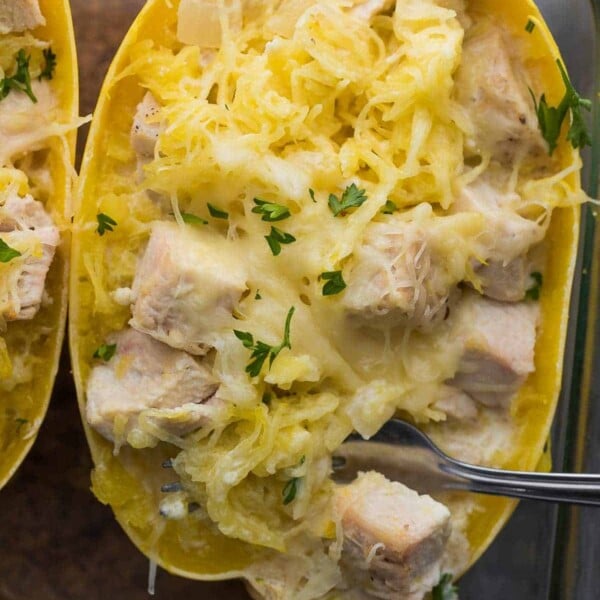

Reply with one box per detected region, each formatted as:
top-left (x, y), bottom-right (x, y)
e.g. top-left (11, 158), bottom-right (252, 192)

top-left (530, 59), bottom-right (592, 155)
top-left (265, 226), bottom-right (296, 256)
top-left (0, 239), bottom-right (22, 263)
top-left (96, 213), bottom-right (117, 236)
top-left (525, 19), bottom-right (535, 33)
top-left (207, 203), bottom-right (229, 220)
top-left (282, 477), bottom-right (300, 505)
top-left (525, 271), bottom-right (543, 301)
top-left (320, 271), bottom-right (347, 296)
top-left (0, 49), bottom-right (36, 103)
top-left (179, 211), bottom-right (208, 226)
top-left (93, 343), bottom-right (117, 362)
top-left (328, 184), bottom-right (368, 217)
top-left (234, 307), bottom-right (295, 377)
top-left (432, 574), bottom-right (459, 600)
top-left (381, 200), bottom-right (399, 215)
top-left (252, 198), bottom-right (291, 222)
top-left (309, 188), bottom-right (317, 203)
top-left (255, 290), bottom-right (262, 300)
top-left (40, 47), bottom-right (57, 80)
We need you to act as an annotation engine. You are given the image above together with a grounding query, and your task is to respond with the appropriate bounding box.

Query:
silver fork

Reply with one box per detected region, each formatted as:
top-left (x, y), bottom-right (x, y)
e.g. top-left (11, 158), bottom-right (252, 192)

top-left (332, 419), bottom-right (600, 506)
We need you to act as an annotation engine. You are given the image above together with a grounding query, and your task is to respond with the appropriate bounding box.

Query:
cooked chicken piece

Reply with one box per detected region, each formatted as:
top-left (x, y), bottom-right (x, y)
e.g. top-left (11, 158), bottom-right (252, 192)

top-left (455, 25), bottom-right (548, 163)
top-left (349, 0), bottom-right (394, 20)
top-left (86, 328), bottom-right (219, 443)
top-left (0, 0), bottom-right (45, 34)
top-left (431, 385), bottom-right (478, 421)
top-left (475, 257), bottom-right (532, 302)
top-left (447, 292), bottom-right (539, 408)
top-left (0, 81), bottom-right (57, 165)
top-left (344, 208), bottom-right (482, 330)
top-left (453, 181), bottom-right (545, 302)
top-left (131, 92), bottom-right (162, 159)
top-left (129, 221), bottom-right (247, 354)
top-left (0, 193), bottom-right (59, 320)
top-left (335, 471), bottom-right (451, 600)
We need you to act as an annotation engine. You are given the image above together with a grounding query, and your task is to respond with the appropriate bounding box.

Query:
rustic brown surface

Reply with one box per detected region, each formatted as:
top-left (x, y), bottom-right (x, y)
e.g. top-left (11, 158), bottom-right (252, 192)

top-left (0, 2), bottom-right (248, 598)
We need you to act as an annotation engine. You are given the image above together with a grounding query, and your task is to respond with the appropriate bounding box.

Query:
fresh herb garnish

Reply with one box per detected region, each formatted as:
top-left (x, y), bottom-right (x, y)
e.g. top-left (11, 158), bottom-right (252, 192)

top-left (432, 573), bottom-right (459, 600)
top-left (180, 211), bottom-right (208, 226)
top-left (320, 271), bottom-right (347, 296)
top-left (381, 200), bottom-right (399, 215)
top-left (207, 203), bottom-right (229, 220)
top-left (525, 271), bottom-right (543, 301)
top-left (255, 290), bottom-right (262, 300)
top-left (328, 184), bottom-right (368, 217)
top-left (0, 239), bottom-right (21, 263)
top-left (234, 306), bottom-right (295, 377)
top-left (309, 188), bottom-right (316, 203)
top-left (96, 213), bottom-right (117, 236)
top-left (0, 49), bottom-right (36, 103)
top-left (93, 343), bottom-right (117, 362)
top-left (40, 47), bottom-right (57, 80)
top-left (265, 226), bottom-right (296, 256)
top-left (262, 391), bottom-right (271, 405)
top-left (525, 19), bottom-right (535, 33)
top-left (530, 59), bottom-right (592, 155)
top-left (282, 477), bottom-right (300, 505)
top-left (252, 198), bottom-right (291, 222)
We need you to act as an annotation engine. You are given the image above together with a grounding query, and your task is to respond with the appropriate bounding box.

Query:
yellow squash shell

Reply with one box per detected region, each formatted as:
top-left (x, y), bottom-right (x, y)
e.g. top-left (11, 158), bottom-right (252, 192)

top-left (0, 0), bottom-right (78, 489)
top-left (70, 0), bottom-right (581, 586)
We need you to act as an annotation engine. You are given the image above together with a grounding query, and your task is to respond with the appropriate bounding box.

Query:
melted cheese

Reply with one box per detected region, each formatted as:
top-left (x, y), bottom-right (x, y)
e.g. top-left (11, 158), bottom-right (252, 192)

top-left (76, 0), bottom-right (585, 597)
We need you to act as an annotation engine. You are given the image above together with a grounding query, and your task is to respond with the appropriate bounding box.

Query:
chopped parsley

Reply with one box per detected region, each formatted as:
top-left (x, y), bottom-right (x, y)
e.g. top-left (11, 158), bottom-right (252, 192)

top-left (234, 306), bottom-right (295, 377)
top-left (252, 198), bottom-right (291, 222)
top-left (265, 226), bottom-right (296, 256)
top-left (381, 200), bottom-right (399, 215)
top-left (282, 477), bottom-right (300, 505)
top-left (255, 290), bottom-right (262, 300)
top-left (525, 271), bottom-right (543, 301)
top-left (530, 59), bottom-right (592, 155)
top-left (40, 47), bottom-right (57, 80)
top-left (93, 343), bottom-right (117, 362)
top-left (0, 49), bottom-right (36, 103)
top-left (96, 213), bottom-right (117, 236)
top-left (0, 239), bottom-right (21, 263)
top-left (207, 203), bottom-right (229, 220)
top-left (328, 184), bottom-right (368, 217)
top-left (309, 188), bottom-right (316, 203)
top-left (525, 19), bottom-right (535, 33)
top-left (320, 271), bottom-right (347, 296)
top-left (432, 574), bottom-right (459, 600)
top-left (180, 211), bottom-right (208, 226)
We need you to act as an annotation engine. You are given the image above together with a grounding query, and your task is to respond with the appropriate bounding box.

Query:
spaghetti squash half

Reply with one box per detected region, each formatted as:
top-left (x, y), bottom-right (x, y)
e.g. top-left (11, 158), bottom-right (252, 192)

top-left (0, 0), bottom-right (78, 489)
top-left (71, 0), bottom-right (587, 597)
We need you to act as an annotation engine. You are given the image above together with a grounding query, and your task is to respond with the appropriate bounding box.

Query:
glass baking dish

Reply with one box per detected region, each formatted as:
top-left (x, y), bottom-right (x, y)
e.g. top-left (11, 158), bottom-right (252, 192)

top-left (461, 1), bottom-right (600, 598)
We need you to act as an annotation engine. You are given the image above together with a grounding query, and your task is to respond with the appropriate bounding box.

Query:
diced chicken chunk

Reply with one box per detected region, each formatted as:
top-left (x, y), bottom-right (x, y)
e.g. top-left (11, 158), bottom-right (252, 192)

top-left (0, 81), bottom-right (57, 165)
top-left (86, 328), bottom-right (219, 444)
top-left (349, 0), bottom-right (394, 20)
top-left (431, 385), bottom-right (478, 421)
top-left (335, 471), bottom-right (451, 600)
top-left (131, 92), bottom-right (162, 159)
top-left (344, 207), bottom-right (482, 329)
top-left (0, 193), bottom-right (59, 320)
top-left (447, 292), bottom-right (539, 408)
top-left (0, 0), bottom-right (45, 34)
top-left (129, 221), bottom-right (247, 354)
top-left (455, 26), bottom-right (547, 163)
top-left (453, 181), bottom-right (545, 302)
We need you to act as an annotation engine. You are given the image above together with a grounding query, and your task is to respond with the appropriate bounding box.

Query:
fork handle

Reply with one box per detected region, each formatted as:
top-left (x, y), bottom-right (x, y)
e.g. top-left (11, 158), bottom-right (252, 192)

top-left (443, 461), bottom-right (600, 506)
